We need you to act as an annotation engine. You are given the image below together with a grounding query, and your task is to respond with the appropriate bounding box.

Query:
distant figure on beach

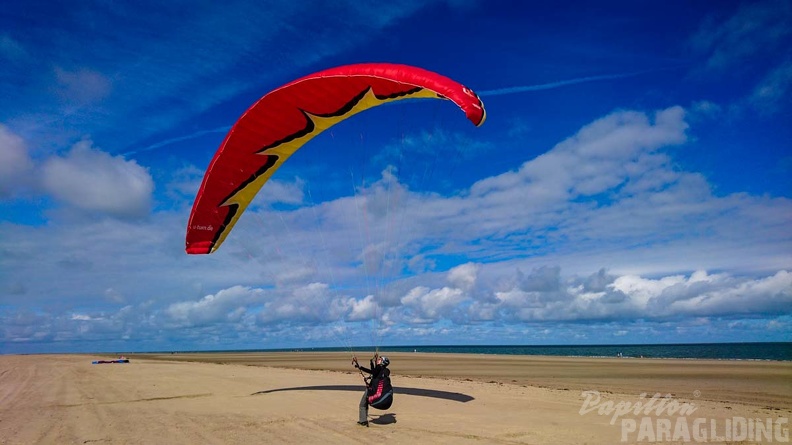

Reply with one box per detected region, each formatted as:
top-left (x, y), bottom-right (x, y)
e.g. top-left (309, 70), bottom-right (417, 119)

top-left (353, 354), bottom-right (393, 427)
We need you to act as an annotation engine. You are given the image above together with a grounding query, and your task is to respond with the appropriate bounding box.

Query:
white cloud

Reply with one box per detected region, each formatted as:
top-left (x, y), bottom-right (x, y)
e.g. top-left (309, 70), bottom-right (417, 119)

top-left (0, 34), bottom-right (26, 63)
top-left (70, 314), bottom-right (96, 321)
top-left (165, 285), bottom-right (257, 327)
top-left (250, 178), bottom-right (305, 207)
top-left (689, 100), bottom-right (723, 119)
top-left (1, 106), bottom-right (790, 350)
top-left (750, 60), bottom-right (792, 112)
top-left (372, 128), bottom-right (493, 168)
top-left (470, 107), bottom-right (688, 209)
top-left (401, 285), bottom-right (465, 321)
top-left (54, 67), bottom-right (111, 105)
top-left (347, 295), bottom-right (379, 321)
top-left (688, 1), bottom-right (791, 115)
top-left (657, 270), bottom-right (792, 317)
top-left (0, 124), bottom-right (34, 196)
top-left (40, 140), bottom-right (154, 218)
top-left (448, 262), bottom-right (479, 291)
top-left (691, 0), bottom-right (791, 71)
top-left (437, 266), bottom-right (792, 323)
top-left (257, 282), bottom-right (351, 324)
top-left (104, 288), bottom-right (125, 304)
top-left (164, 165), bottom-right (205, 203)
top-left (1, 2), bottom-right (443, 154)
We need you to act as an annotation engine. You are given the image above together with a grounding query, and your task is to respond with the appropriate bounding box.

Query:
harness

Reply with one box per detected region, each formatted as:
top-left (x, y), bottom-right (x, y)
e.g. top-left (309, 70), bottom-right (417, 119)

top-left (367, 375), bottom-right (393, 409)
top-left (356, 353), bottom-right (393, 410)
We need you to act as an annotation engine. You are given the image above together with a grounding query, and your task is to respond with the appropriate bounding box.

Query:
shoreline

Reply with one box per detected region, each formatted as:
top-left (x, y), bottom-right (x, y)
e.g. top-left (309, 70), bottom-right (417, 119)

top-left (79, 340), bottom-right (792, 362)
top-left (120, 351), bottom-right (792, 362)
top-left (16, 350), bottom-right (792, 363)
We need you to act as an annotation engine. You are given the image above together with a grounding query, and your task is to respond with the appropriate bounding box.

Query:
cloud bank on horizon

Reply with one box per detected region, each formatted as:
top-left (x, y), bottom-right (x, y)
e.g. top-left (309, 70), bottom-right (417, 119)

top-left (0, 0), bottom-right (790, 353)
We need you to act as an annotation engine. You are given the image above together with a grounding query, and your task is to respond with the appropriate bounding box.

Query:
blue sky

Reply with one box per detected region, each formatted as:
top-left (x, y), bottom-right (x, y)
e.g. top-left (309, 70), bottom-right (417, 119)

top-left (1, 0), bottom-right (790, 353)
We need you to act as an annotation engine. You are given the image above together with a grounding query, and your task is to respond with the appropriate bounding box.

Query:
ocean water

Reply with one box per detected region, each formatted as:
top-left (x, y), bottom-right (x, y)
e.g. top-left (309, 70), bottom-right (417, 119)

top-left (269, 343), bottom-right (792, 361)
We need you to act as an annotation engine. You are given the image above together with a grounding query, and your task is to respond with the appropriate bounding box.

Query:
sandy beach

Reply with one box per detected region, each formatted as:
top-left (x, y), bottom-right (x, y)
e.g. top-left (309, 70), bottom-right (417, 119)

top-left (1, 353), bottom-right (790, 444)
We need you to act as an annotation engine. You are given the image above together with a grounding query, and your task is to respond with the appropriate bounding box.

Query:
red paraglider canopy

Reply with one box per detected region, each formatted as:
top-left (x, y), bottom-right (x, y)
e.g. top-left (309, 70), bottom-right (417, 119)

top-left (186, 63), bottom-right (486, 254)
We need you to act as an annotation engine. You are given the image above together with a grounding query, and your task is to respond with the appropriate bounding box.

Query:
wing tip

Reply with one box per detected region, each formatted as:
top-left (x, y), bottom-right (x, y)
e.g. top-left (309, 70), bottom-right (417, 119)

top-left (186, 241), bottom-right (214, 255)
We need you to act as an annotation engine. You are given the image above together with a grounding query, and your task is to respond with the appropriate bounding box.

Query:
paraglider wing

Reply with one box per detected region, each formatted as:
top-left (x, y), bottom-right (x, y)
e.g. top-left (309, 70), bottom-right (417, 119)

top-left (186, 63), bottom-right (486, 254)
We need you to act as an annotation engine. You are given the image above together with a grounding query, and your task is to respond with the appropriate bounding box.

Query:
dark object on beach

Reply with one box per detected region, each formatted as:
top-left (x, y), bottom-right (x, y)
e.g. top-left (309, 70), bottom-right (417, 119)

top-left (92, 359), bottom-right (130, 364)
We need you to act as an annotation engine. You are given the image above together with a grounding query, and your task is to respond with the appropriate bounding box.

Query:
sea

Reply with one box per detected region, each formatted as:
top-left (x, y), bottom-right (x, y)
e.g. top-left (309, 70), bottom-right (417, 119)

top-left (202, 342), bottom-right (792, 361)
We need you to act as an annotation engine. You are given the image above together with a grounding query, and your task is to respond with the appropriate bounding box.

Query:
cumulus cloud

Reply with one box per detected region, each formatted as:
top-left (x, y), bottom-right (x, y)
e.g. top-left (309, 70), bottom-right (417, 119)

top-left (646, 270), bottom-right (792, 317)
top-left (401, 285), bottom-right (465, 322)
top-left (348, 295), bottom-right (379, 321)
top-left (1, 310), bottom-right (52, 343)
top-left (164, 165), bottom-right (205, 203)
top-left (469, 107), bottom-right (688, 208)
top-left (395, 263), bottom-right (480, 322)
top-left (220, 104), bottom-right (723, 305)
top-left (40, 140), bottom-right (154, 218)
top-left (165, 285), bottom-right (258, 327)
top-left (257, 282), bottom-right (351, 324)
top-left (448, 262), bottom-right (479, 291)
top-left (427, 266), bottom-right (792, 324)
top-left (1, 106), bottom-right (790, 351)
top-left (250, 178), bottom-right (305, 207)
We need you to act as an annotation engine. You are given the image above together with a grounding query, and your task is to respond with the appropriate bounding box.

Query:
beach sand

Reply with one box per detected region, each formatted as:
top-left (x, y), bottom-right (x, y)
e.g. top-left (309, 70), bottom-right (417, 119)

top-left (1, 353), bottom-right (789, 444)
